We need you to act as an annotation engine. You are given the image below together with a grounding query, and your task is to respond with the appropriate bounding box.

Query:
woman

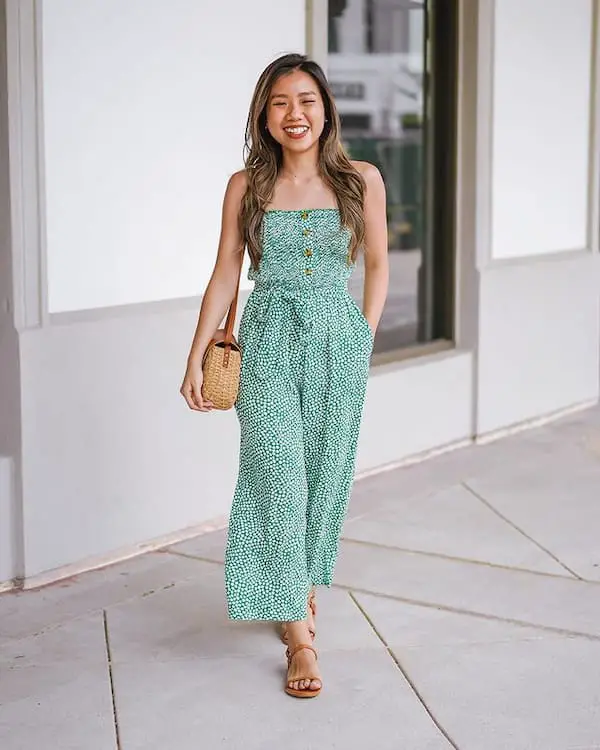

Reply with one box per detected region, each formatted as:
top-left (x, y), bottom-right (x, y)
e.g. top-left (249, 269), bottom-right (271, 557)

top-left (180, 53), bottom-right (389, 698)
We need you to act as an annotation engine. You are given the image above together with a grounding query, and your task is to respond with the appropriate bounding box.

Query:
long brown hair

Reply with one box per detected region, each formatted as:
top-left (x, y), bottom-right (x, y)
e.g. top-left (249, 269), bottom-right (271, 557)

top-left (239, 53), bottom-right (366, 268)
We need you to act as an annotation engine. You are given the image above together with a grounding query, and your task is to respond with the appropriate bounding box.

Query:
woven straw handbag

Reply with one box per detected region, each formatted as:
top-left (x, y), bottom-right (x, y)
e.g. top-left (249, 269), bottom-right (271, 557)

top-left (201, 260), bottom-right (243, 410)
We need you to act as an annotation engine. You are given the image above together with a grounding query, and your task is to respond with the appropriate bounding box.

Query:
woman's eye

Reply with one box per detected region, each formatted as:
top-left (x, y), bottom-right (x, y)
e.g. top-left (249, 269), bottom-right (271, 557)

top-left (302, 100), bottom-right (316, 105)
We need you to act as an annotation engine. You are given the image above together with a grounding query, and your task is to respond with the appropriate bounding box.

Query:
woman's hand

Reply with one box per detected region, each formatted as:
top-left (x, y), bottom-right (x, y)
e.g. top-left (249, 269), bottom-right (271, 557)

top-left (180, 359), bottom-right (214, 412)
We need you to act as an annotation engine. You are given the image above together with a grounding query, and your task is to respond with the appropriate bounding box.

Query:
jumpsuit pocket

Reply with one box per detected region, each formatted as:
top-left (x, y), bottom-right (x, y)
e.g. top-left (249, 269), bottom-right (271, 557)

top-left (237, 292), bottom-right (260, 351)
top-left (345, 293), bottom-right (375, 347)
top-left (236, 295), bottom-right (261, 385)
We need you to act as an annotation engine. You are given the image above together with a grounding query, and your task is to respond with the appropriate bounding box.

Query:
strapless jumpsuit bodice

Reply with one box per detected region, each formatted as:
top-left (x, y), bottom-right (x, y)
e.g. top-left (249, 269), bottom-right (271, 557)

top-left (248, 208), bottom-right (353, 287)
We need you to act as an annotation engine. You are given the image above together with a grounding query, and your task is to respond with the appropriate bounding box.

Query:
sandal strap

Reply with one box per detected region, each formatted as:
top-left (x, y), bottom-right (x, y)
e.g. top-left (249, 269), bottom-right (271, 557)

top-left (281, 626), bottom-right (315, 642)
top-left (287, 643), bottom-right (318, 662)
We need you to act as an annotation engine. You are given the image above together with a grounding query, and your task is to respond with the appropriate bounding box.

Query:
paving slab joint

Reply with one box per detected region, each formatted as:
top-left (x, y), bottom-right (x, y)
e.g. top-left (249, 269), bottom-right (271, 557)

top-left (338, 584), bottom-right (600, 643)
top-left (462, 481), bottom-right (582, 580)
top-left (103, 610), bottom-right (122, 750)
top-left (341, 536), bottom-right (594, 582)
top-left (348, 591), bottom-right (462, 750)
top-left (165, 549), bottom-right (225, 566)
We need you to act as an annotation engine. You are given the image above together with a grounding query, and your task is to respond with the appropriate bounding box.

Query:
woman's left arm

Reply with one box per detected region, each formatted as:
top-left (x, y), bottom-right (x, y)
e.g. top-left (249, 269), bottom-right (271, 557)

top-left (359, 162), bottom-right (389, 336)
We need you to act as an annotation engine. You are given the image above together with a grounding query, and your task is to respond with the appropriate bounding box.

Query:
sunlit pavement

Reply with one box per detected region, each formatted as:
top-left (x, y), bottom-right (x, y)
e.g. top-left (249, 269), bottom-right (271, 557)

top-left (2, 405), bottom-right (600, 749)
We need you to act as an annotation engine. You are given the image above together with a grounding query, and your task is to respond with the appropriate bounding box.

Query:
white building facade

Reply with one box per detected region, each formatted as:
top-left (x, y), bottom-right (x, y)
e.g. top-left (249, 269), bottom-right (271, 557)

top-left (1, 0), bottom-right (598, 590)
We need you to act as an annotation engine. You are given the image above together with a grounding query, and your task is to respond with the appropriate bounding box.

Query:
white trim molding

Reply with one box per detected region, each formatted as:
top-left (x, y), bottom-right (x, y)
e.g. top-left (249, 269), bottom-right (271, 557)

top-left (306, 0), bottom-right (328, 70)
top-left (588, 0), bottom-right (600, 256)
top-left (5, 0), bottom-right (47, 330)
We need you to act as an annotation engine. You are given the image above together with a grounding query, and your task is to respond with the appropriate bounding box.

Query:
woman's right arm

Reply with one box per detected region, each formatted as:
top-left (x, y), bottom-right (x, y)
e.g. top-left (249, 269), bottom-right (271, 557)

top-left (180, 170), bottom-right (247, 412)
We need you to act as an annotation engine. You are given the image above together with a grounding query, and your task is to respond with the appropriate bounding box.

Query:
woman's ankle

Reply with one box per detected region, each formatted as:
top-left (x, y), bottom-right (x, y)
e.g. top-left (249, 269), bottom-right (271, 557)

top-left (285, 619), bottom-right (311, 644)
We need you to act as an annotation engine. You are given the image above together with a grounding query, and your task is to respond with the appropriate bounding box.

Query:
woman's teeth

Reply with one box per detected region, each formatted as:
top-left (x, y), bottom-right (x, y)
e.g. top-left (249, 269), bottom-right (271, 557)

top-left (285, 127), bottom-right (308, 134)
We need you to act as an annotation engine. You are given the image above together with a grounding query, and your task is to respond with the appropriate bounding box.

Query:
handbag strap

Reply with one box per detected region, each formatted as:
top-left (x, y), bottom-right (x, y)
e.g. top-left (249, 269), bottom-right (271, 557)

top-left (223, 250), bottom-right (244, 346)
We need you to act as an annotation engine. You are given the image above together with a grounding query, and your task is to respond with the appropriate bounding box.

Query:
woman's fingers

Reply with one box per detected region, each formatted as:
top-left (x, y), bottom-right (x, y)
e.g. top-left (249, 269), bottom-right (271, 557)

top-left (180, 360), bottom-right (216, 413)
top-left (180, 380), bottom-right (212, 412)
top-left (192, 382), bottom-right (213, 411)
top-left (198, 384), bottom-right (214, 410)
top-left (180, 382), bottom-right (200, 410)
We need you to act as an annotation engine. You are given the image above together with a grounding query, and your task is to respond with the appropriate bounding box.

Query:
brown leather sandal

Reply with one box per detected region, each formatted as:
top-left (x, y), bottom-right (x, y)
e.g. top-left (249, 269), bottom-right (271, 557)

top-left (284, 643), bottom-right (322, 699)
top-left (280, 591), bottom-right (317, 644)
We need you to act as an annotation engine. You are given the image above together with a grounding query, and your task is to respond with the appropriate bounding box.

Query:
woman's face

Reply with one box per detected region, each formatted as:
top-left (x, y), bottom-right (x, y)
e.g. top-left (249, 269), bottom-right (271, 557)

top-left (265, 69), bottom-right (326, 153)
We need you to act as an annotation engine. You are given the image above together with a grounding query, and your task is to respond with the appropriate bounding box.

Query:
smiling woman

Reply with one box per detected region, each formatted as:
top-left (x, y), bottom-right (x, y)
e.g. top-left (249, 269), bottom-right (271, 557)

top-left (180, 52), bottom-right (389, 700)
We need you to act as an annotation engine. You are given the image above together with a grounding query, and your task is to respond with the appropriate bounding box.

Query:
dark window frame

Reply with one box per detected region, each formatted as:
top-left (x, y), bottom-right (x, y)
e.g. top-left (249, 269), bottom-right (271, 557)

top-left (418, 0), bottom-right (458, 344)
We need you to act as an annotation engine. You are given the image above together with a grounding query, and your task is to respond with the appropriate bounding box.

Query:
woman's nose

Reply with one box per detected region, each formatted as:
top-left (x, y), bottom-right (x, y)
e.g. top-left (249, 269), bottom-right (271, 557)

top-left (288, 102), bottom-right (302, 119)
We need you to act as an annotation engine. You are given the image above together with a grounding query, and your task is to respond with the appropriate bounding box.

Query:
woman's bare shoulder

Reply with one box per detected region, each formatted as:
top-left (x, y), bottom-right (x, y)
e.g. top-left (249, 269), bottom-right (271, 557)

top-left (227, 169), bottom-right (248, 196)
top-left (221, 170), bottom-right (249, 216)
top-left (350, 160), bottom-right (383, 185)
top-left (350, 161), bottom-right (385, 209)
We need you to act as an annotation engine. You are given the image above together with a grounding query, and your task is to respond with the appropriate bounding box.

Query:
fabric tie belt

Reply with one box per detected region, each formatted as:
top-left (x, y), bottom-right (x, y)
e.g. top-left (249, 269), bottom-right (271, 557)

top-left (250, 280), bottom-right (345, 380)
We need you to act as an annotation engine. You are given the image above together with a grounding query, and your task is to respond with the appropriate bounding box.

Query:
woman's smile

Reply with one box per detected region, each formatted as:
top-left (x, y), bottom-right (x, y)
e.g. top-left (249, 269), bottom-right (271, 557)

top-left (283, 125), bottom-right (310, 139)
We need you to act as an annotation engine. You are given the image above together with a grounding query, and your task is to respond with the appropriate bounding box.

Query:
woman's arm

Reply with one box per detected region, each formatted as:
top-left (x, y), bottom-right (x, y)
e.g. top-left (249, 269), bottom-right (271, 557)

top-left (180, 170), bottom-right (247, 411)
top-left (355, 161), bottom-right (389, 336)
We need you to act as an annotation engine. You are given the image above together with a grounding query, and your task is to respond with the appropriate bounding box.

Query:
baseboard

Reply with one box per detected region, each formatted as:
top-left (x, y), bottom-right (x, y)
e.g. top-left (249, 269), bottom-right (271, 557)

top-left (355, 437), bottom-right (474, 482)
top-left (0, 578), bottom-right (18, 594)
top-left (19, 515), bottom-right (229, 592)
top-left (475, 398), bottom-right (598, 445)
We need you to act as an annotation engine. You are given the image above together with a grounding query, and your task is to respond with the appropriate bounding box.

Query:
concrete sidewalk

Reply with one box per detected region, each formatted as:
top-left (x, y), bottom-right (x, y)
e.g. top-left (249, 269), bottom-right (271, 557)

top-left (2, 406), bottom-right (600, 750)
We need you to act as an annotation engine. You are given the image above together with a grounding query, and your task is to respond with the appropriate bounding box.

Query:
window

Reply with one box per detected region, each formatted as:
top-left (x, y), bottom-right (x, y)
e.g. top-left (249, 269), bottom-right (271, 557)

top-left (340, 113), bottom-right (371, 132)
top-left (328, 0), bottom-right (457, 356)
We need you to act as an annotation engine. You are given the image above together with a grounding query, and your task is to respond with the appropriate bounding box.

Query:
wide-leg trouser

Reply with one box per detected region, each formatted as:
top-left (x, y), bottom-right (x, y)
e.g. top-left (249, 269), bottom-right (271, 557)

top-left (224, 282), bottom-right (373, 621)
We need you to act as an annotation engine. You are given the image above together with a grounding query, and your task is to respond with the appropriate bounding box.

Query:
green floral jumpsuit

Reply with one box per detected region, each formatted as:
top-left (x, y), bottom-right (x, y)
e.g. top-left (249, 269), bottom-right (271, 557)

top-left (224, 208), bottom-right (374, 621)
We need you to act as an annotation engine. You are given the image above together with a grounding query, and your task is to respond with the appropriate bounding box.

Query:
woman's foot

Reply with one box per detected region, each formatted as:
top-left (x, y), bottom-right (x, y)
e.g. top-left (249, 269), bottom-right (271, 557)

top-left (280, 589), bottom-right (317, 644)
top-left (284, 620), bottom-right (322, 695)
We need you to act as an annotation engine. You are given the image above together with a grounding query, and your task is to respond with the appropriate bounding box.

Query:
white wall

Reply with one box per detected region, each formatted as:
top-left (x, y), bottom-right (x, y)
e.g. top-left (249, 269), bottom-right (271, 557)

top-left (477, 254), bottom-right (600, 435)
top-left (358, 352), bottom-right (473, 469)
top-left (491, 0), bottom-right (593, 259)
top-left (42, 0), bottom-right (304, 313)
top-left (475, 0), bottom-right (600, 437)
